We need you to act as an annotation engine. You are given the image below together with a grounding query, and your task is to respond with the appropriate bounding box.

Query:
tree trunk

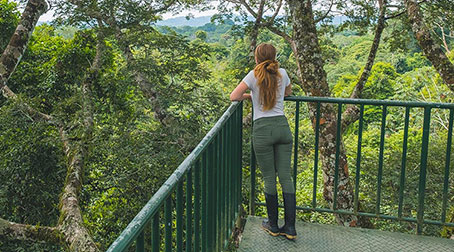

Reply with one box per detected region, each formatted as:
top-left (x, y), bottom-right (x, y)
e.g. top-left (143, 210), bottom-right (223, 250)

top-left (288, 0), bottom-right (360, 227)
top-left (404, 0), bottom-right (454, 86)
top-left (57, 32), bottom-right (104, 252)
top-left (248, 0), bottom-right (265, 63)
top-left (0, 0), bottom-right (47, 94)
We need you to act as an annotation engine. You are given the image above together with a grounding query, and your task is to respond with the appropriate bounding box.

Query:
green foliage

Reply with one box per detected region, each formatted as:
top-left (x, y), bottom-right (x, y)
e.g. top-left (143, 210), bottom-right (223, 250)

top-left (0, 101), bottom-right (65, 225)
top-left (0, 0), bottom-right (18, 51)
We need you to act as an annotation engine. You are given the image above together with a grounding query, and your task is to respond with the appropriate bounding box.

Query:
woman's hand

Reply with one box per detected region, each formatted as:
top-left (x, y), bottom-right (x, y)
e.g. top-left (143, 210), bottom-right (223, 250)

top-left (230, 81), bottom-right (249, 101)
top-left (284, 84), bottom-right (292, 97)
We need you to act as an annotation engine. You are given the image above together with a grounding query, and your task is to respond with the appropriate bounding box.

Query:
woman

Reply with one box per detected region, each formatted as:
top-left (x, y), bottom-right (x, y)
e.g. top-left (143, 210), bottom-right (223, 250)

top-left (230, 43), bottom-right (297, 240)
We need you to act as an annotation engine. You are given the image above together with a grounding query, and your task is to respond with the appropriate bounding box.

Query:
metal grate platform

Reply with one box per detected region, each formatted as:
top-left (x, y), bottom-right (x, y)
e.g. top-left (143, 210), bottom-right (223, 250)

top-left (238, 216), bottom-right (454, 252)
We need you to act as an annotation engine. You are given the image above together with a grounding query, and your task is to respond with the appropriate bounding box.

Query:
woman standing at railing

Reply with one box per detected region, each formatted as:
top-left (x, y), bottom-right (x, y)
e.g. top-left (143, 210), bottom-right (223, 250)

top-left (230, 43), bottom-right (296, 240)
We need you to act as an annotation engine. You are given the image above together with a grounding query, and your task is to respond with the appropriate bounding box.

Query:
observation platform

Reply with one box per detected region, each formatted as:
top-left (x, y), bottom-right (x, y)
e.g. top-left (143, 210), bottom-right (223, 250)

top-left (238, 216), bottom-right (454, 252)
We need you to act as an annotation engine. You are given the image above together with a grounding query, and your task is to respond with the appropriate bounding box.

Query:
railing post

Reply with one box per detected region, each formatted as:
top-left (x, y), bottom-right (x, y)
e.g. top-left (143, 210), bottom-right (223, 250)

top-left (354, 104), bottom-right (364, 214)
top-left (417, 106), bottom-right (431, 235)
top-left (239, 101), bottom-right (243, 217)
top-left (312, 102), bottom-right (321, 209)
top-left (398, 107), bottom-right (410, 219)
top-left (441, 109), bottom-right (453, 223)
top-left (194, 160), bottom-right (201, 252)
top-left (250, 109), bottom-right (256, 215)
top-left (152, 213), bottom-right (160, 252)
top-left (201, 152), bottom-right (207, 252)
top-left (293, 101), bottom-right (300, 191)
top-left (333, 103), bottom-right (342, 210)
top-left (186, 168), bottom-right (193, 252)
top-left (377, 105), bottom-right (387, 215)
top-left (165, 197), bottom-right (172, 252)
top-left (176, 181), bottom-right (183, 252)
top-left (136, 231), bottom-right (144, 252)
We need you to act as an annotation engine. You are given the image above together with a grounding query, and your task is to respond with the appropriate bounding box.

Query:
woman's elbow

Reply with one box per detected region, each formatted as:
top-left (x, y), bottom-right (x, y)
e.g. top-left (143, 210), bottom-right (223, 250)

top-left (230, 92), bottom-right (240, 101)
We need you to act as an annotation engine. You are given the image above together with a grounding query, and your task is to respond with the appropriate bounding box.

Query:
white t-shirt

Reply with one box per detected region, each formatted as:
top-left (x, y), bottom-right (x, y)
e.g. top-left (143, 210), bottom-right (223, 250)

top-left (242, 68), bottom-right (291, 121)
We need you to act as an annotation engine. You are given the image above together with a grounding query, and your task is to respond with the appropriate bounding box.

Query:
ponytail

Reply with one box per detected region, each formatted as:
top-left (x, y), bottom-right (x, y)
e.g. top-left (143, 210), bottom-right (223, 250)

top-left (254, 56), bottom-right (281, 111)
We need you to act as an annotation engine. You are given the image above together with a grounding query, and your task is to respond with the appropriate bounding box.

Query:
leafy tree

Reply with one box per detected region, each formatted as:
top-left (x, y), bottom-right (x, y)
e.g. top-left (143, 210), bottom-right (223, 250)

top-left (0, 0), bottom-right (19, 51)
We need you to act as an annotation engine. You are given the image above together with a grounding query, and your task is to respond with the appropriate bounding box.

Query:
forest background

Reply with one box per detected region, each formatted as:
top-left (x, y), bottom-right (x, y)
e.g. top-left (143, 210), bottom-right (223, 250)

top-left (1, 0), bottom-right (454, 251)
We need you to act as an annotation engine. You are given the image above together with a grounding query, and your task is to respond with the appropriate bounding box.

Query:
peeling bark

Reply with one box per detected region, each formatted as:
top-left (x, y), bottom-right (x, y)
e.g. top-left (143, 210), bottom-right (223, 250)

top-left (288, 0), bottom-right (362, 227)
top-left (341, 0), bottom-right (387, 131)
top-left (0, 218), bottom-right (62, 244)
top-left (405, 0), bottom-right (454, 87)
top-left (0, 0), bottom-right (48, 94)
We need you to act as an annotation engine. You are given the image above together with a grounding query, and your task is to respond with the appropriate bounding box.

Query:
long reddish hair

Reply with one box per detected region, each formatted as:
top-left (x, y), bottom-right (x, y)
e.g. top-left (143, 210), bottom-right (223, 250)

top-left (254, 43), bottom-right (281, 111)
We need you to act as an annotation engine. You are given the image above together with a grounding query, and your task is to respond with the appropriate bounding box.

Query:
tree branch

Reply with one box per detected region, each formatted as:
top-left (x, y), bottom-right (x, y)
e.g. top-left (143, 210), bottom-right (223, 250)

top-left (268, 0), bottom-right (282, 24)
top-left (405, 0), bottom-right (454, 86)
top-left (1, 0), bottom-right (48, 95)
top-left (341, 0), bottom-right (387, 131)
top-left (150, 0), bottom-right (177, 14)
top-left (0, 218), bottom-right (62, 245)
top-left (314, 0), bottom-right (334, 23)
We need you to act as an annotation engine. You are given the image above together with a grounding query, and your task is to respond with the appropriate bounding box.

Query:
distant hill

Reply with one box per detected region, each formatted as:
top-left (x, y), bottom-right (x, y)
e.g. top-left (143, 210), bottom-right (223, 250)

top-left (156, 14), bottom-right (347, 28)
top-left (156, 16), bottom-right (213, 27)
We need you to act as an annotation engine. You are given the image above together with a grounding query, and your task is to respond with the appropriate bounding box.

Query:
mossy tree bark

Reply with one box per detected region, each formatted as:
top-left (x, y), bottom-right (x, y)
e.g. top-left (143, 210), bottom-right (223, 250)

top-left (404, 0), bottom-right (454, 86)
top-left (288, 0), bottom-right (361, 227)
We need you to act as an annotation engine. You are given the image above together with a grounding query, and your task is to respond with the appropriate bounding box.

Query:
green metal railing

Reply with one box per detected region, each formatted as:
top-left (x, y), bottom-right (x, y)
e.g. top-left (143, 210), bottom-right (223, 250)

top-left (250, 96), bottom-right (454, 235)
top-left (107, 101), bottom-right (243, 252)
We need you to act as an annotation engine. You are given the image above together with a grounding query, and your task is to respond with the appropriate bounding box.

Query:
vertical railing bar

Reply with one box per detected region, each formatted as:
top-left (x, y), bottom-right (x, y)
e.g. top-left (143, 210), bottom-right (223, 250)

top-left (233, 108), bottom-right (238, 224)
top-left (417, 106), bottom-right (431, 235)
top-left (186, 167), bottom-right (193, 252)
top-left (136, 230), bottom-right (144, 252)
top-left (223, 125), bottom-right (229, 245)
top-left (354, 104), bottom-right (364, 214)
top-left (219, 127), bottom-right (226, 249)
top-left (236, 106), bottom-right (241, 219)
top-left (230, 113), bottom-right (235, 229)
top-left (216, 133), bottom-right (222, 251)
top-left (312, 102), bottom-right (321, 209)
top-left (231, 110), bottom-right (236, 233)
top-left (238, 102), bottom-right (244, 224)
top-left (293, 101), bottom-right (300, 190)
top-left (215, 136), bottom-right (220, 251)
top-left (152, 212), bottom-right (160, 252)
top-left (207, 142), bottom-right (214, 251)
top-left (250, 110), bottom-right (256, 216)
top-left (165, 197), bottom-right (172, 252)
top-left (333, 103), bottom-right (342, 210)
top-left (206, 144), bottom-right (212, 251)
top-left (226, 117), bottom-right (232, 239)
top-left (194, 160), bottom-right (201, 252)
top-left (201, 152), bottom-right (207, 252)
top-left (441, 109), bottom-right (453, 223)
top-left (176, 180), bottom-right (184, 252)
top-left (376, 105), bottom-right (387, 215)
top-left (398, 107), bottom-right (410, 219)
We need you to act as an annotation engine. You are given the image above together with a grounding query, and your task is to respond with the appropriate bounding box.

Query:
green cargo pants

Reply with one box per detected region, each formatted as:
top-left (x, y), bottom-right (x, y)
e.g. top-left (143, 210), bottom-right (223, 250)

top-left (252, 115), bottom-right (295, 195)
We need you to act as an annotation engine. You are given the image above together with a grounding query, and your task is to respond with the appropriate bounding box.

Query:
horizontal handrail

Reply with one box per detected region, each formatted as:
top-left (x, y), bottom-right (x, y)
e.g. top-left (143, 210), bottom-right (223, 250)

top-left (107, 101), bottom-right (242, 252)
top-left (285, 96), bottom-right (454, 108)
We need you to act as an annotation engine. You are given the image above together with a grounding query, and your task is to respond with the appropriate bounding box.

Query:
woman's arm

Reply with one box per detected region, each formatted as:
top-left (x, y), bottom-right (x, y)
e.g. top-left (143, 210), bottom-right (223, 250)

top-left (230, 82), bottom-right (250, 101)
top-left (284, 83), bottom-right (292, 97)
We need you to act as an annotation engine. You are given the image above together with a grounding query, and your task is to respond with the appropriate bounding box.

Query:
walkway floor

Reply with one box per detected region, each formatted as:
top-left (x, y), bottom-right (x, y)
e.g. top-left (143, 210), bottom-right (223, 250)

top-left (238, 216), bottom-right (454, 252)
